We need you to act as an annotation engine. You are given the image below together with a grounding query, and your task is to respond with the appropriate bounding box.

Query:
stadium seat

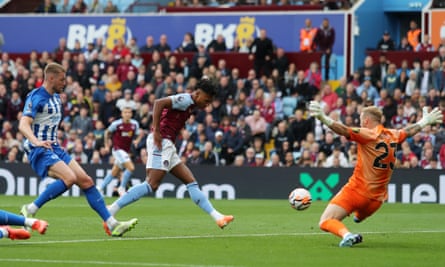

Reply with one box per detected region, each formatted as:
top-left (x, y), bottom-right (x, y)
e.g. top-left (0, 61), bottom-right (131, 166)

top-left (282, 96), bottom-right (297, 118)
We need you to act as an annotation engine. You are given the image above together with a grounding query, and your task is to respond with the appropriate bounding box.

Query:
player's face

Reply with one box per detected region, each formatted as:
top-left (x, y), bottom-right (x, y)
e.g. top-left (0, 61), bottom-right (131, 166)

top-left (195, 91), bottom-right (213, 109)
top-left (121, 108), bottom-right (133, 121)
top-left (52, 72), bottom-right (66, 93)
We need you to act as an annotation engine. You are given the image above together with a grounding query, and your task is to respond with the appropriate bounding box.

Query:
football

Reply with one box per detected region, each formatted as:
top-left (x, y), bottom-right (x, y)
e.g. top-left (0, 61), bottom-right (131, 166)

top-left (288, 188), bottom-right (312, 211)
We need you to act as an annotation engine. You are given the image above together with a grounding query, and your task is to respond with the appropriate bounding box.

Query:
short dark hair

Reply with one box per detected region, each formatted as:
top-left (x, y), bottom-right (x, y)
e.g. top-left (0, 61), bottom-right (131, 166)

top-left (197, 78), bottom-right (216, 97)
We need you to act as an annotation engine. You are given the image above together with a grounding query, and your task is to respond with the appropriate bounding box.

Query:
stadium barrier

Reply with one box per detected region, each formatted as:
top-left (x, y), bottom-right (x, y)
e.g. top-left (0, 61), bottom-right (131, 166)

top-left (0, 163), bottom-right (444, 204)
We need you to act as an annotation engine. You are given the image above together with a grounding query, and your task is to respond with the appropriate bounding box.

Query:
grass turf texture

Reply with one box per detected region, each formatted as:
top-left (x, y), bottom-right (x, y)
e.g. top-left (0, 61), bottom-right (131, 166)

top-left (0, 196), bottom-right (444, 267)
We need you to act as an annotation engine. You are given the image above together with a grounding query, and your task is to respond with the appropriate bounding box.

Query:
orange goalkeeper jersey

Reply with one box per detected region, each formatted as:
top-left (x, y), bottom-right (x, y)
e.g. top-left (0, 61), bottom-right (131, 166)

top-left (347, 124), bottom-right (407, 201)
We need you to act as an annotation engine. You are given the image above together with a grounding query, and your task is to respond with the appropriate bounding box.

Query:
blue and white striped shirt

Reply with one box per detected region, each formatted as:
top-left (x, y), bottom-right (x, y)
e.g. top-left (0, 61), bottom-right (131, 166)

top-left (23, 87), bottom-right (62, 150)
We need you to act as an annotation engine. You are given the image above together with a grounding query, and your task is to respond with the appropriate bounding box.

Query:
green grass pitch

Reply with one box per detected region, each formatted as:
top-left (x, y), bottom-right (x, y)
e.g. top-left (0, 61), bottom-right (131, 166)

top-left (0, 195), bottom-right (445, 267)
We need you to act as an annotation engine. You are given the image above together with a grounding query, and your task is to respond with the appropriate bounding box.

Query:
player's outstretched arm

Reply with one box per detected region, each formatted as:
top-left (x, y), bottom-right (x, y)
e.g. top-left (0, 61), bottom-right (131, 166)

top-left (403, 107), bottom-right (443, 137)
top-left (309, 101), bottom-right (350, 138)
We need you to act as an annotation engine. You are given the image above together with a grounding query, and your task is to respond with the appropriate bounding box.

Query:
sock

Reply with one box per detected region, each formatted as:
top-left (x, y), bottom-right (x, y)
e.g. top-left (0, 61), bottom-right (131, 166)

top-left (187, 182), bottom-right (222, 220)
top-left (320, 218), bottom-right (350, 238)
top-left (0, 210), bottom-right (26, 226)
top-left (24, 218), bottom-right (37, 228)
top-left (83, 186), bottom-right (111, 221)
top-left (106, 217), bottom-right (119, 229)
top-left (26, 203), bottom-right (39, 215)
top-left (100, 173), bottom-right (117, 191)
top-left (34, 179), bottom-right (68, 209)
top-left (0, 228), bottom-right (7, 238)
top-left (114, 182), bottom-right (152, 215)
top-left (119, 169), bottom-right (132, 190)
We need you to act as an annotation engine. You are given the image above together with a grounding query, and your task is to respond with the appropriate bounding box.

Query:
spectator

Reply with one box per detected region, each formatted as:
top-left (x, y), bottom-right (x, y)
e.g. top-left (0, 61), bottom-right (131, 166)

top-left (233, 155), bottom-right (245, 166)
top-left (89, 0), bottom-right (104, 13)
top-left (201, 141), bottom-right (219, 166)
top-left (58, 0), bottom-right (71, 13)
top-left (140, 35), bottom-right (156, 53)
top-left (71, 0), bottom-right (87, 13)
top-left (273, 48), bottom-right (289, 77)
top-left (356, 76), bottom-right (379, 105)
top-left (154, 34), bottom-right (172, 53)
top-left (222, 121), bottom-right (243, 164)
top-left (103, 0), bottom-right (119, 13)
top-left (245, 109), bottom-right (267, 140)
top-left (382, 63), bottom-right (399, 95)
top-left (376, 31), bottom-right (395, 51)
top-left (274, 120), bottom-right (294, 154)
top-left (300, 18), bottom-right (317, 52)
top-left (416, 34), bottom-right (435, 52)
top-left (70, 139), bottom-right (88, 164)
top-left (54, 37), bottom-right (69, 56)
top-left (314, 18), bottom-right (335, 80)
top-left (112, 38), bottom-right (131, 61)
top-left (321, 83), bottom-right (338, 112)
top-left (71, 105), bottom-right (94, 140)
top-left (6, 91), bottom-right (23, 122)
top-left (265, 153), bottom-right (283, 167)
top-left (35, 0), bottom-right (57, 13)
top-left (187, 146), bottom-right (203, 165)
top-left (249, 29), bottom-right (274, 77)
top-left (417, 59), bottom-right (433, 96)
top-left (127, 37), bottom-right (140, 55)
top-left (207, 34), bottom-right (227, 52)
top-left (253, 153), bottom-right (264, 167)
top-left (398, 36), bottom-right (413, 51)
top-left (407, 20), bottom-right (421, 50)
top-left (324, 144), bottom-right (349, 167)
top-left (305, 61), bottom-right (322, 91)
top-left (176, 32), bottom-right (197, 53)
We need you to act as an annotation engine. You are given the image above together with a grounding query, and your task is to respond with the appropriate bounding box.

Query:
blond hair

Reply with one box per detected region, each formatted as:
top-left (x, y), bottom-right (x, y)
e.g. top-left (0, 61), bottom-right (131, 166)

top-left (362, 106), bottom-right (383, 123)
top-left (44, 62), bottom-right (65, 79)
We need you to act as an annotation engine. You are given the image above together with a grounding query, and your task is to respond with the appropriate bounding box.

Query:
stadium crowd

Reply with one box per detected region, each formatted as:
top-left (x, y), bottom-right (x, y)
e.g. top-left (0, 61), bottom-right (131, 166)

top-left (32, 0), bottom-right (355, 13)
top-left (0, 9), bottom-right (444, 170)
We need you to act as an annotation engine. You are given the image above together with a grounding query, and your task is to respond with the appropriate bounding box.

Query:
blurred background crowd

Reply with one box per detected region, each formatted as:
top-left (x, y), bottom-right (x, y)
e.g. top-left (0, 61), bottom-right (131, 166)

top-left (0, 0), bottom-right (444, 169)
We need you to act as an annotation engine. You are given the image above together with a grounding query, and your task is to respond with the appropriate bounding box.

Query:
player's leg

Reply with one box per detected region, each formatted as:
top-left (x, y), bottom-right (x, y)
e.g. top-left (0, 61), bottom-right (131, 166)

top-left (97, 164), bottom-right (121, 195)
top-left (108, 168), bottom-right (164, 216)
top-left (21, 160), bottom-right (74, 217)
top-left (353, 198), bottom-right (383, 223)
top-left (170, 163), bottom-right (234, 229)
top-left (118, 159), bottom-right (135, 196)
top-left (68, 159), bottom-right (137, 236)
top-left (319, 186), bottom-right (363, 247)
top-left (108, 133), bottom-right (165, 216)
top-left (0, 210), bottom-right (48, 237)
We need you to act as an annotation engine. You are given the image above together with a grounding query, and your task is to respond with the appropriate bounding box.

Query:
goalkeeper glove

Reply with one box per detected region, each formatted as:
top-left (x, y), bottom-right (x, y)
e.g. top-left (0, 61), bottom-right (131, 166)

top-left (417, 107), bottom-right (443, 128)
top-left (309, 101), bottom-right (334, 126)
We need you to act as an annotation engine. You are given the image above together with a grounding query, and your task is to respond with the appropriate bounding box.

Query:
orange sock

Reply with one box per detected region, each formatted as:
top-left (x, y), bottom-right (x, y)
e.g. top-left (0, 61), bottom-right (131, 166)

top-left (320, 219), bottom-right (349, 238)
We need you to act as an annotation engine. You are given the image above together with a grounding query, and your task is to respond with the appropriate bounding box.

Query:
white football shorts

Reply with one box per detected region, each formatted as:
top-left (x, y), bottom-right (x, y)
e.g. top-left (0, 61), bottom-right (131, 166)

top-left (112, 149), bottom-right (131, 170)
top-left (146, 134), bottom-right (181, 171)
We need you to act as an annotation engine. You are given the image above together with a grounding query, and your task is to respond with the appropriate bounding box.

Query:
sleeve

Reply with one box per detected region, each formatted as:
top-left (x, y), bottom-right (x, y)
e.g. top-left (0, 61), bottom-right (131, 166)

top-left (23, 93), bottom-right (41, 119)
top-left (170, 93), bottom-right (194, 111)
top-left (107, 120), bottom-right (118, 133)
top-left (132, 120), bottom-right (141, 135)
top-left (396, 129), bottom-right (408, 144)
top-left (348, 127), bottom-right (375, 144)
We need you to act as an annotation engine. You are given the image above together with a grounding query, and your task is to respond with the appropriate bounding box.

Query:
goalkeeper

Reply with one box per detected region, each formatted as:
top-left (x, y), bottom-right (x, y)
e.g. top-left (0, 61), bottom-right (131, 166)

top-left (309, 101), bottom-right (443, 247)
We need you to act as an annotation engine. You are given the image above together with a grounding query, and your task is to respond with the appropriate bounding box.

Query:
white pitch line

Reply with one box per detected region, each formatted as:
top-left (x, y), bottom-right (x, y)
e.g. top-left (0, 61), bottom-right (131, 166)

top-left (0, 258), bottom-right (239, 267)
top-left (4, 229), bottom-right (445, 246)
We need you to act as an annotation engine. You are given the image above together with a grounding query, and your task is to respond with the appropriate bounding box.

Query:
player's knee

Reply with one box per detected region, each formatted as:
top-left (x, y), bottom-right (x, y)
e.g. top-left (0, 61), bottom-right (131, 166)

top-left (76, 174), bottom-right (94, 189)
top-left (126, 165), bottom-right (135, 172)
top-left (61, 173), bottom-right (77, 187)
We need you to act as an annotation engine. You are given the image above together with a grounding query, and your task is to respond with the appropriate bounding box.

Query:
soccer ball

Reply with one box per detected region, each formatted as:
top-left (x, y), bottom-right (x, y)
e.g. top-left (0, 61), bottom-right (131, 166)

top-left (288, 188), bottom-right (312, 211)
